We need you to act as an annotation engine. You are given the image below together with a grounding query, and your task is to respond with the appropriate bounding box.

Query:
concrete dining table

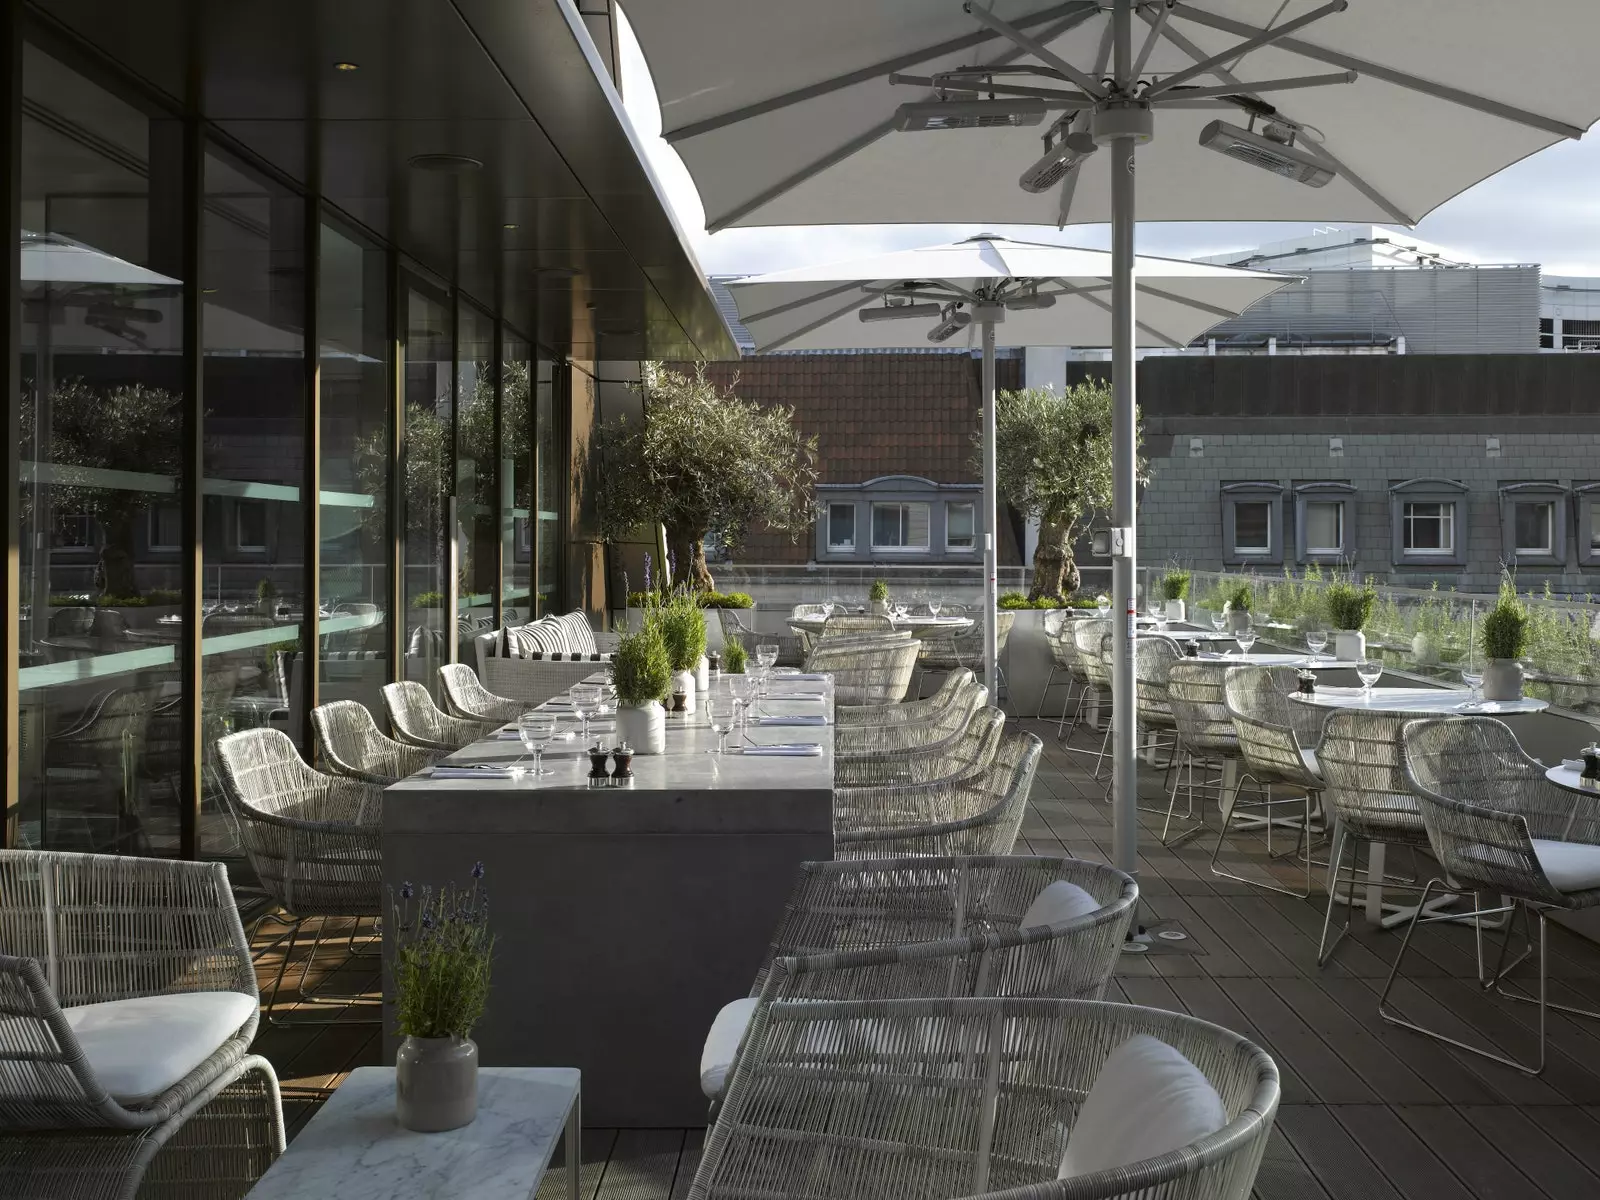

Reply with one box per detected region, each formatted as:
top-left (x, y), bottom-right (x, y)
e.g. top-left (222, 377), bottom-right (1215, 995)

top-left (786, 611), bottom-right (973, 640)
top-left (382, 672), bottom-right (836, 1127)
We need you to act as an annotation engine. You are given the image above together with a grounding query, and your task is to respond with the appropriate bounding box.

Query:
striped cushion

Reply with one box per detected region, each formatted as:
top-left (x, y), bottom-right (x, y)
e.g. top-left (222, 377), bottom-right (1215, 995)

top-left (555, 612), bottom-right (598, 656)
top-left (509, 618), bottom-right (567, 658)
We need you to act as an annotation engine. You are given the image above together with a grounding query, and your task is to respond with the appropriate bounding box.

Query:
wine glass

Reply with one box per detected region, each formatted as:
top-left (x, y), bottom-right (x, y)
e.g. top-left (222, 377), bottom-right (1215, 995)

top-left (928, 596), bottom-right (943, 618)
top-left (1235, 628), bottom-right (1257, 656)
top-left (1356, 659), bottom-right (1384, 697)
top-left (1306, 629), bottom-right (1328, 661)
top-left (705, 689), bottom-right (737, 755)
top-left (569, 683), bottom-right (601, 744)
top-left (728, 673), bottom-right (757, 733)
top-left (518, 712), bottom-right (558, 776)
top-left (1211, 609), bottom-right (1227, 633)
top-left (1461, 662), bottom-right (1484, 700)
top-left (757, 643), bottom-right (779, 672)
top-left (1095, 594), bottom-right (1111, 618)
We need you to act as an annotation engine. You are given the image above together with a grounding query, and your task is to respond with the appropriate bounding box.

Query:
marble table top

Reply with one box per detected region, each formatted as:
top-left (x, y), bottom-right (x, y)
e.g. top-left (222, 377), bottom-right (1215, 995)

top-left (1546, 763), bottom-right (1600, 795)
top-left (1288, 686), bottom-right (1550, 716)
top-left (245, 1066), bottom-right (579, 1200)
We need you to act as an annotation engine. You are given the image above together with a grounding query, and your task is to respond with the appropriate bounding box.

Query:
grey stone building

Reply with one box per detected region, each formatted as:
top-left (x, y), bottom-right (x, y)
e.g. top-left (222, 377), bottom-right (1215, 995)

top-left (1064, 355), bottom-right (1600, 595)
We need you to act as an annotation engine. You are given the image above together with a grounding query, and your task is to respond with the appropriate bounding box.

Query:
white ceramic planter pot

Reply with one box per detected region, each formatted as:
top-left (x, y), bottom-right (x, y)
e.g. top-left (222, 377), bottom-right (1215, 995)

top-left (1228, 610), bottom-right (1252, 634)
top-left (1482, 658), bottom-right (1524, 701)
top-left (1334, 630), bottom-right (1366, 663)
top-left (395, 1034), bottom-right (478, 1133)
top-left (617, 702), bottom-right (667, 754)
top-left (694, 655), bottom-right (710, 693)
top-left (1165, 599), bottom-right (1186, 624)
top-left (871, 599), bottom-right (889, 616)
top-left (671, 669), bottom-right (697, 714)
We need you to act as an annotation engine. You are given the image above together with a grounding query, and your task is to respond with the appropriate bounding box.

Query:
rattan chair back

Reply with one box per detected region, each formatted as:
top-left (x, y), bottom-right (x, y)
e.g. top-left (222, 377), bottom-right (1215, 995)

top-left (1166, 661), bottom-right (1241, 755)
top-left (1316, 709), bottom-right (1428, 846)
top-left (439, 663), bottom-right (525, 722)
top-left (823, 612), bottom-right (896, 637)
top-left (312, 700), bottom-right (442, 785)
top-left (805, 638), bottom-right (920, 705)
top-left (1135, 635), bottom-right (1182, 726)
top-left (1223, 666), bottom-right (1324, 792)
top-left (381, 680), bottom-right (496, 751)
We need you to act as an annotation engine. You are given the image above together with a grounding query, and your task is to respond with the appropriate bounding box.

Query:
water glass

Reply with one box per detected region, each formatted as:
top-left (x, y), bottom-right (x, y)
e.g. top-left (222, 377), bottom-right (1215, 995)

top-left (1461, 664), bottom-right (1484, 699)
top-left (928, 597), bottom-right (943, 618)
top-left (1356, 659), bottom-right (1384, 695)
top-left (518, 713), bottom-right (558, 776)
top-left (756, 643), bottom-right (779, 671)
top-left (1306, 629), bottom-right (1328, 660)
top-left (706, 691), bottom-right (737, 754)
top-left (1236, 629), bottom-right (1257, 655)
top-left (1096, 594), bottom-right (1111, 618)
top-left (569, 683), bottom-right (601, 743)
top-left (1211, 610), bottom-right (1227, 633)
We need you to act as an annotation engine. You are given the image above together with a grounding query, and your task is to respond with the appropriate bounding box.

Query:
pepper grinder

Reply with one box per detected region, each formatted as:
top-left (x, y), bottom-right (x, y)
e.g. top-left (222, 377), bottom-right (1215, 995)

top-left (1583, 744), bottom-right (1600, 781)
top-left (587, 742), bottom-right (612, 786)
top-left (611, 742), bottom-right (635, 782)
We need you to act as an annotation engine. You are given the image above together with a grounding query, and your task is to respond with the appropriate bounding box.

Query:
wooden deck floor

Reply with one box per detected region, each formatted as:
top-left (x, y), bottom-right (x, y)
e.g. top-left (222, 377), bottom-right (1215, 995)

top-left (250, 713), bottom-right (1600, 1200)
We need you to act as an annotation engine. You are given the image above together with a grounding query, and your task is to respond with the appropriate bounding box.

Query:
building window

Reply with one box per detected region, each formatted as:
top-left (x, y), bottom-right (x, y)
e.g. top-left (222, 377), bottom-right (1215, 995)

top-left (1292, 481), bottom-right (1354, 563)
top-left (872, 502), bottom-right (930, 551)
top-left (1402, 502), bottom-right (1454, 555)
top-left (1498, 483), bottom-right (1567, 567)
top-left (1513, 501), bottom-right (1554, 556)
top-left (1540, 317), bottom-right (1555, 350)
top-left (827, 502), bottom-right (856, 551)
top-left (1577, 485), bottom-right (1600, 567)
top-left (53, 513), bottom-right (94, 549)
top-left (1389, 479), bottom-right (1468, 568)
top-left (1303, 502), bottom-right (1343, 555)
top-left (147, 505), bottom-right (181, 552)
top-left (236, 500), bottom-right (268, 552)
top-left (946, 501), bottom-right (975, 551)
top-left (1220, 482), bottom-right (1284, 565)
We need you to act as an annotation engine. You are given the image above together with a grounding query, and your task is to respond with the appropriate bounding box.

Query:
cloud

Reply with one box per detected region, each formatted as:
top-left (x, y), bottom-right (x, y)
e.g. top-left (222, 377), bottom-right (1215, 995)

top-left (616, 10), bottom-right (1600, 278)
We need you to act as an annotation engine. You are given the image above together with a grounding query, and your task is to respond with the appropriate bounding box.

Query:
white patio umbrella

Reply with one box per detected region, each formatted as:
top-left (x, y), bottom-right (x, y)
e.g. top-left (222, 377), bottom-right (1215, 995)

top-left (624, 0), bottom-right (1600, 879)
top-left (726, 233), bottom-right (1296, 692)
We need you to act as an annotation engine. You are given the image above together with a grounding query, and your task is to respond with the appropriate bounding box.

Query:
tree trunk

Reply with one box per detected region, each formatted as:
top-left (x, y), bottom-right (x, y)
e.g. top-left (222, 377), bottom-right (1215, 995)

top-left (98, 508), bottom-right (139, 598)
top-left (1029, 517), bottom-right (1077, 600)
top-left (666, 525), bottom-right (715, 592)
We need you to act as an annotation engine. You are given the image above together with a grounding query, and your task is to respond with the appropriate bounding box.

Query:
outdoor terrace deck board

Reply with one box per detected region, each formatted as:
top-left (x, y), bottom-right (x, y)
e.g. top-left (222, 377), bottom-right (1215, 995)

top-left (241, 711), bottom-right (1600, 1200)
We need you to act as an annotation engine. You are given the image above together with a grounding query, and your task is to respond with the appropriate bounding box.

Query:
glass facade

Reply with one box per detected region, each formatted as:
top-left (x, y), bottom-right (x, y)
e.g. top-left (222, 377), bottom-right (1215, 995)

top-left (7, 31), bottom-right (572, 858)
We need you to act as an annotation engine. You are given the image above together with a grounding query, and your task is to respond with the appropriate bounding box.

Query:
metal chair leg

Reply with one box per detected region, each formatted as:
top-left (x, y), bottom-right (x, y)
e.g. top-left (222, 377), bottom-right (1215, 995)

top-left (1379, 886), bottom-right (1555, 1076)
top-left (1317, 825), bottom-right (1355, 967)
top-left (260, 914), bottom-right (383, 1028)
top-left (1209, 779), bottom-right (1314, 899)
top-left (1033, 665), bottom-right (1058, 720)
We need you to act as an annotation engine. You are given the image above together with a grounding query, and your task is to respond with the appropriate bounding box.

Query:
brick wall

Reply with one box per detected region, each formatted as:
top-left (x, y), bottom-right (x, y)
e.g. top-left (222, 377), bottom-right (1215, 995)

top-left (668, 354), bottom-right (1024, 565)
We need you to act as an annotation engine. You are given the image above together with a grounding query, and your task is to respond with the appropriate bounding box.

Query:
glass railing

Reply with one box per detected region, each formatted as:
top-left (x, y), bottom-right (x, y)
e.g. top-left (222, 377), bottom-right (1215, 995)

top-left (1149, 567), bottom-right (1600, 714)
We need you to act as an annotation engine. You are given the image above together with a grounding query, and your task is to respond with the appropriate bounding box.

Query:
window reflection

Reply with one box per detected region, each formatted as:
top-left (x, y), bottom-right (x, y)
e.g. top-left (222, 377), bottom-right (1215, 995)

top-left (502, 332), bottom-right (533, 625)
top-left (18, 45), bottom-right (185, 854)
top-left (402, 285), bottom-right (452, 688)
top-left (457, 302), bottom-right (495, 647)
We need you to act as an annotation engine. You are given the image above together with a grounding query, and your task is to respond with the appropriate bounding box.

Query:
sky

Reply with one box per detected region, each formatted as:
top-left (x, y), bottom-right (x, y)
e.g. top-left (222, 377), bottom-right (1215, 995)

top-left (613, 10), bottom-right (1600, 280)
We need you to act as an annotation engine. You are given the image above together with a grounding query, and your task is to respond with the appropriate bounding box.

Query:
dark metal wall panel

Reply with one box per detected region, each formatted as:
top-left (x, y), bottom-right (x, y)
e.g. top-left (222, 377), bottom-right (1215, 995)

top-left (2, 2), bottom-right (21, 848)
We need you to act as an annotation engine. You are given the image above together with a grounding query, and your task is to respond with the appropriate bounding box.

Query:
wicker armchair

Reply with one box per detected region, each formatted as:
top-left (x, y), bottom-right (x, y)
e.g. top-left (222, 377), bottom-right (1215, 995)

top-left (835, 667), bottom-right (983, 728)
top-left (214, 729), bottom-right (384, 1025)
top-left (1035, 611), bottom-right (1081, 727)
top-left (822, 612), bottom-right (896, 637)
top-left (835, 729), bottom-right (1042, 859)
top-left (916, 611), bottom-right (1015, 699)
top-left (698, 855), bottom-right (1138, 1101)
top-left (835, 704), bottom-right (1005, 789)
top-left (312, 700), bottom-right (444, 786)
top-left (834, 674), bottom-right (988, 756)
top-left (693, 996), bottom-right (1279, 1200)
top-left (381, 680), bottom-right (498, 752)
top-left (1161, 661), bottom-right (1243, 848)
top-left (1388, 717), bottom-right (1600, 1075)
top-left (1312, 709), bottom-right (1433, 967)
top-left (1217, 667), bottom-right (1329, 898)
top-left (0, 850), bottom-right (284, 1198)
top-left (439, 663), bottom-right (526, 723)
top-left (804, 638), bottom-right (920, 706)
top-left (717, 609), bottom-right (805, 668)
top-left (1064, 619), bottom-right (1114, 772)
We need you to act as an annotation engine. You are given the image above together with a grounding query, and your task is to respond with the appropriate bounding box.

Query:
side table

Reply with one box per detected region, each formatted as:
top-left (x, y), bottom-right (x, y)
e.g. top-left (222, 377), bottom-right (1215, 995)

top-left (245, 1067), bottom-right (580, 1200)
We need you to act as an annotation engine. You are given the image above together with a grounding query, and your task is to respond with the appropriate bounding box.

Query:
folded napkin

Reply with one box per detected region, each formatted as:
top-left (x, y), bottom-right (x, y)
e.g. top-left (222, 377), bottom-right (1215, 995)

top-left (431, 765), bottom-right (520, 779)
top-left (758, 714), bottom-right (829, 726)
top-left (772, 692), bottom-right (827, 701)
top-left (783, 673), bottom-right (829, 682)
top-left (1563, 759), bottom-right (1586, 771)
top-left (741, 743), bottom-right (823, 757)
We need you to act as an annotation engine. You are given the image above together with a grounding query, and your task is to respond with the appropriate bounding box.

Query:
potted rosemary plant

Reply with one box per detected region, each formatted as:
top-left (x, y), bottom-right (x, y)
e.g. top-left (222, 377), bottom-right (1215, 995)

top-left (1162, 569), bottom-right (1191, 624)
top-left (1480, 578), bottom-right (1530, 701)
top-left (392, 865), bottom-right (494, 1133)
top-left (659, 591), bottom-right (708, 712)
top-left (869, 578), bottom-right (890, 615)
top-left (1225, 583), bottom-right (1253, 634)
top-left (612, 616), bottom-right (672, 753)
top-left (1324, 580), bottom-right (1377, 664)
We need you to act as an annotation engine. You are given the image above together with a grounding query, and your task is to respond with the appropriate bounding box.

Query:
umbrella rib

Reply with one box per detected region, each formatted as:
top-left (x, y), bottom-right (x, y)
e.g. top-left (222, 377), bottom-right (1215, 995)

top-left (756, 291), bottom-right (890, 352)
top-left (1054, 165), bottom-right (1081, 230)
top-left (1160, 71), bottom-right (1357, 103)
top-left (1144, 0), bottom-right (1348, 98)
top-left (662, 0), bottom-right (1097, 143)
top-left (735, 280), bottom-right (865, 325)
top-left (1166, 6), bottom-right (1586, 139)
top-left (962, 4), bottom-right (1107, 98)
top-left (1149, 15), bottom-right (1417, 225)
top-left (703, 6), bottom-right (1101, 231)
top-left (1136, 284), bottom-right (1267, 322)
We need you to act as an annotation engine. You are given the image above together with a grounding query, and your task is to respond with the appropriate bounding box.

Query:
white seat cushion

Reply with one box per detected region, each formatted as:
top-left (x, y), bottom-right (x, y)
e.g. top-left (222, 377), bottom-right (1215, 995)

top-left (1020, 880), bottom-right (1100, 929)
top-left (1058, 1034), bottom-right (1227, 1179)
top-left (62, 991), bottom-right (257, 1106)
top-left (1531, 838), bottom-right (1600, 892)
top-left (700, 996), bottom-right (759, 1099)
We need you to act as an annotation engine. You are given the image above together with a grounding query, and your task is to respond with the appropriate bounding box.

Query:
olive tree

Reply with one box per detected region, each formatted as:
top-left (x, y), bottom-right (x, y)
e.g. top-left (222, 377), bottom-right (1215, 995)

top-left (591, 363), bottom-right (818, 591)
top-left (986, 380), bottom-right (1144, 600)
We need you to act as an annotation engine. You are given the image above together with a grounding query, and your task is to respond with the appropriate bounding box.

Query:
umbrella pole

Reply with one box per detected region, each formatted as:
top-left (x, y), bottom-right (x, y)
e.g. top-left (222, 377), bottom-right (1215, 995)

top-left (1110, 0), bottom-right (1139, 882)
top-left (980, 314), bottom-right (998, 699)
